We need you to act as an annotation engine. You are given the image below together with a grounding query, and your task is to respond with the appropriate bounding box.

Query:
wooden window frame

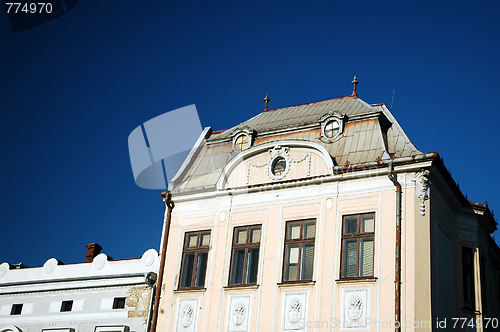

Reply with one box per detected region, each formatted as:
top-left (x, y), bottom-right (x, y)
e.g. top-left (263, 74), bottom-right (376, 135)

top-left (282, 219), bottom-right (315, 283)
top-left (228, 225), bottom-right (261, 286)
top-left (178, 230), bottom-right (211, 290)
top-left (340, 213), bottom-right (375, 279)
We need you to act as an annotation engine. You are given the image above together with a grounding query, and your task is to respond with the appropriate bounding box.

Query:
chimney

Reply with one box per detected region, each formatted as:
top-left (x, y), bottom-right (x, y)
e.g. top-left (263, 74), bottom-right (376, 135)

top-left (85, 243), bottom-right (102, 263)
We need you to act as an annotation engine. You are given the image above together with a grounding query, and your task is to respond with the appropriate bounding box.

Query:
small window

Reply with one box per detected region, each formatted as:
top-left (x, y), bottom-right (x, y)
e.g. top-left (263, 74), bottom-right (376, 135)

top-left (341, 213), bottom-right (375, 278)
top-left (234, 135), bottom-right (249, 152)
top-left (113, 297), bottom-right (126, 309)
top-left (462, 247), bottom-right (475, 310)
top-left (272, 157), bottom-right (287, 176)
top-left (229, 225), bottom-right (261, 285)
top-left (61, 300), bottom-right (73, 312)
top-left (283, 219), bottom-right (315, 282)
top-left (10, 303), bottom-right (23, 315)
top-left (324, 120), bottom-right (340, 138)
top-left (179, 230), bottom-right (211, 289)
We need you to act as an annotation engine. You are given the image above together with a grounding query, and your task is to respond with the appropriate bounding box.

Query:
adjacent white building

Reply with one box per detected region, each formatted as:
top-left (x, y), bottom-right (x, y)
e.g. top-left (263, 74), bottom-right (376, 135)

top-left (0, 244), bottom-right (159, 332)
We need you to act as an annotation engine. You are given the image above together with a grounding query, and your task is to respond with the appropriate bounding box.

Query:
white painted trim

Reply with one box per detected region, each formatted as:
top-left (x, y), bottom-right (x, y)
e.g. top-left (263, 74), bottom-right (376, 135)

top-left (217, 140), bottom-right (334, 190)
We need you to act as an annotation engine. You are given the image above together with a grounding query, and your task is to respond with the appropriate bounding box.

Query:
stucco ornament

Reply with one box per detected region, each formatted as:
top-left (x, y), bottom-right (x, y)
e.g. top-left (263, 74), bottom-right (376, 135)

top-left (181, 305), bottom-right (194, 328)
top-left (232, 302), bottom-right (246, 326)
top-left (347, 296), bottom-right (363, 321)
top-left (247, 145), bottom-right (311, 183)
top-left (287, 299), bottom-right (302, 324)
top-left (413, 169), bottom-right (431, 216)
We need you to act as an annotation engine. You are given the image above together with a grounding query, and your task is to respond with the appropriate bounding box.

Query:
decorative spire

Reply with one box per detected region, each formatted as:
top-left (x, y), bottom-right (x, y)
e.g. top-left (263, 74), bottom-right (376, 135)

top-left (264, 93), bottom-right (270, 111)
top-left (351, 75), bottom-right (358, 97)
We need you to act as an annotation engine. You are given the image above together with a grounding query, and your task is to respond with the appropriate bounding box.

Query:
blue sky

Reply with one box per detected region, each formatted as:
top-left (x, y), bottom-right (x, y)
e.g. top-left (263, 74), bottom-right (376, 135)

top-left (1, 1), bottom-right (499, 267)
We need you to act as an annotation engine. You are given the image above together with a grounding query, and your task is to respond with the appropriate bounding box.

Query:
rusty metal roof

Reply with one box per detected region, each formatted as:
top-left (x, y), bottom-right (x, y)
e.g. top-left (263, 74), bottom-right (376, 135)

top-left (170, 95), bottom-right (421, 192)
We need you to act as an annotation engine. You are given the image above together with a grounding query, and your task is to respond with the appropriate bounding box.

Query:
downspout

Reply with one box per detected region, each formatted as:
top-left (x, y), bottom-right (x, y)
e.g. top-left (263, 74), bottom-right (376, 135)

top-left (149, 191), bottom-right (174, 332)
top-left (388, 162), bottom-right (402, 332)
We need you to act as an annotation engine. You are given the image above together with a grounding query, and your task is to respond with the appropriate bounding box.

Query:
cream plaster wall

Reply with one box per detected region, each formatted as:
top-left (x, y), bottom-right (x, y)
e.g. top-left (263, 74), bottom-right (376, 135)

top-left (156, 164), bottom-right (439, 332)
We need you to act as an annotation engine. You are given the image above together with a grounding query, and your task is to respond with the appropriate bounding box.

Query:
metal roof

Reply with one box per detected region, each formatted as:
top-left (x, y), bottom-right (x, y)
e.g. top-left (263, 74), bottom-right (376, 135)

top-left (170, 95), bottom-right (421, 192)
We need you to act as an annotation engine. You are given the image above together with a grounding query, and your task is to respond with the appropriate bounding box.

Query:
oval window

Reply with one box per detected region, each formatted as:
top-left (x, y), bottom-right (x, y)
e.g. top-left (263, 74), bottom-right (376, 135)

top-left (272, 157), bottom-right (287, 176)
top-left (324, 120), bottom-right (340, 138)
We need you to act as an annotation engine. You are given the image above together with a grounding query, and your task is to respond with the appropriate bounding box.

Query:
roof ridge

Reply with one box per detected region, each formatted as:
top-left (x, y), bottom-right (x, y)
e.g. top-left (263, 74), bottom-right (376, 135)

top-left (264, 95), bottom-right (354, 112)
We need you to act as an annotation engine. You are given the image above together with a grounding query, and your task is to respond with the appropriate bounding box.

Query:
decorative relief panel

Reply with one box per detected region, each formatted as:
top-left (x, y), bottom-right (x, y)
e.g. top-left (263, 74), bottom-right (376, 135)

top-left (282, 291), bottom-right (308, 331)
top-left (175, 298), bottom-right (199, 332)
top-left (341, 287), bottom-right (370, 330)
top-left (413, 169), bottom-right (430, 216)
top-left (247, 145), bottom-right (311, 183)
top-left (226, 294), bottom-right (252, 332)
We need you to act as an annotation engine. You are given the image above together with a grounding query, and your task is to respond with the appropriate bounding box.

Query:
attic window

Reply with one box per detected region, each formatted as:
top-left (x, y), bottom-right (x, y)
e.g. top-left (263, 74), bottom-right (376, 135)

top-left (232, 127), bottom-right (254, 153)
top-left (324, 120), bottom-right (340, 138)
top-left (11, 304), bottom-right (23, 315)
top-left (320, 110), bottom-right (344, 143)
top-left (234, 135), bottom-right (249, 152)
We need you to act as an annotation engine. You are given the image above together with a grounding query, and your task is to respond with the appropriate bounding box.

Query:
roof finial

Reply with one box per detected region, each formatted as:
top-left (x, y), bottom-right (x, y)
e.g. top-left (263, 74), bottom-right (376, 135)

top-left (351, 75), bottom-right (358, 97)
top-left (264, 93), bottom-right (270, 111)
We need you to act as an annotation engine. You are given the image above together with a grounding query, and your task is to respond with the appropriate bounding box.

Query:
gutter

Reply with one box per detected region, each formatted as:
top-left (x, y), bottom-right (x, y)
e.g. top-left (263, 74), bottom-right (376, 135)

top-left (388, 162), bottom-right (402, 332)
top-left (149, 192), bottom-right (174, 332)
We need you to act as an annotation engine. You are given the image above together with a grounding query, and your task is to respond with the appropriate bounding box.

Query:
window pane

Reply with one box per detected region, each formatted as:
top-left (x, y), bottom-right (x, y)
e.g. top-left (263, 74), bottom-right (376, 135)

top-left (181, 253), bottom-right (195, 287)
top-left (303, 221), bottom-right (315, 238)
top-left (344, 239), bottom-right (358, 277)
top-left (301, 243), bottom-right (314, 280)
top-left (250, 226), bottom-right (261, 243)
top-left (344, 216), bottom-right (358, 234)
top-left (200, 232), bottom-right (210, 247)
top-left (288, 222), bottom-right (301, 239)
top-left (195, 252), bottom-right (208, 287)
top-left (187, 234), bottom-right (198, 248)
top-left (285, 244), bottom-right (300, 281)
top-left (360, 238), bottom-right (374, 276)
top-left (231, 249), bottom-right (245, 284)
top-left (246, 248), bottom-right (259, 284)
top-left (236, 229), bottom-right (248, 244)
top-left (361, 215), bottom-right (375, 233)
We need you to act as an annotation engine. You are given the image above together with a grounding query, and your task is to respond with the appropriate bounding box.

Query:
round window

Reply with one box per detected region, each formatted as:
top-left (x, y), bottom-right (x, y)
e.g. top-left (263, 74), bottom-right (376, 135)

top-left (272, 157), bottom-right (287, 176)
top-left (324, 120), bottom-right (340, 138)
top-left (234, 135), bottom-right (249, 152)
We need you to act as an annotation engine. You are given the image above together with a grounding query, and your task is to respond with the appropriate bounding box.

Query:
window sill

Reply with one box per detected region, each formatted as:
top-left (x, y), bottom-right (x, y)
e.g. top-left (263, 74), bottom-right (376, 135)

top-left (277, 280), bottom-right (316, 288)
top-left (174, 287), bottom-right (207, 294)
top-left (224, 284), bottom-right (260, 290)
top-left (335, 277), bottom-right (378, 284)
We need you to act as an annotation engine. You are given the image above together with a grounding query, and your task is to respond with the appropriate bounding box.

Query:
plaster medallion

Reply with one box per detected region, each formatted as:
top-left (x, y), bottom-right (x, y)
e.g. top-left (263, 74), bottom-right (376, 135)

top-left (93, 254), bottom-right (107, 270)
top-left (0, 263), bottom-right (8, 278)
top-left (326, 198), bottom-right (333, 210)
top-left (181, 305), bottom-right (194, 328)
top-left (232, 302), bottom-right (246, 326)
top-left (43, 258), bottom-right (58, 274)
top-left (287, 299), bottom-right (302, 324)
top-left (220, 211), bottom-right (226, 222)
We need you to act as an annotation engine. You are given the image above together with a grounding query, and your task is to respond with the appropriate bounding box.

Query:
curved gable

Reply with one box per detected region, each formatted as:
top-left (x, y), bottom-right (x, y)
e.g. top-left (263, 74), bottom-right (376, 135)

top-left (217, 140), bottom-right (334, 190)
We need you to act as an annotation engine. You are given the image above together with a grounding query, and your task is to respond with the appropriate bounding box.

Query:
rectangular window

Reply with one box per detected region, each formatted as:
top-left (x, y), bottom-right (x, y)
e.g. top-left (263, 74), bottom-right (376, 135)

top-left (229, 225), bottom-right (261, 285)
top-left (341, 213), bottom-right (375, 278)
top-left (10, 303), bottom-right (22, 315)
top-left (462, 247), bottom-right (475, 310)
top-left (283, 219), bottom-right (315, 282)
top-left (179, 230), bottom-right (211, 289)
top-left (113, 297), bottom-right (126, 309)
top-left (60, 300), bottom-right (73, 312)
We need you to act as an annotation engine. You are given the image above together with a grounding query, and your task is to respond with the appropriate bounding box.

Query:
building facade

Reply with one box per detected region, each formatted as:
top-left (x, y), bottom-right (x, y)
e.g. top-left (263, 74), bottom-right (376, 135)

top-left (155, 85), bottom-right (500, 332)
top-left (0, 244), bottom-right (159, 332)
